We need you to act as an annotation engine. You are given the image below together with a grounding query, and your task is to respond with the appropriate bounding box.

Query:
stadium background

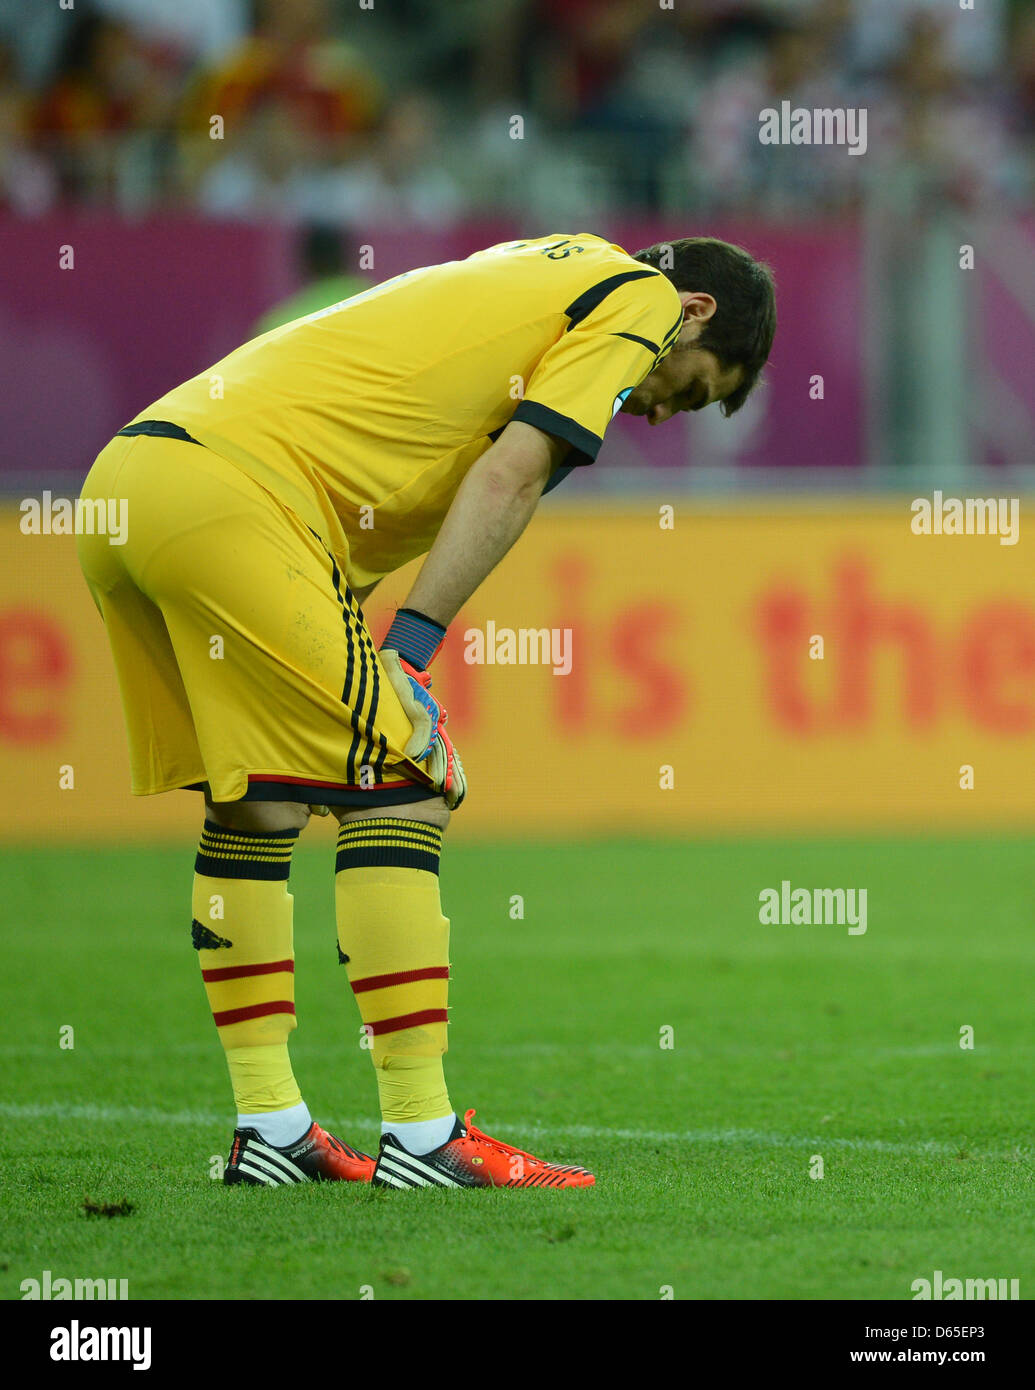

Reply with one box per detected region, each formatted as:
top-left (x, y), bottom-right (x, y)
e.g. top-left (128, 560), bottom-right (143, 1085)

top-left (2, 0), bottom-right (1033, 1301)
top-left (3, 0), bottom-right (1034, 842)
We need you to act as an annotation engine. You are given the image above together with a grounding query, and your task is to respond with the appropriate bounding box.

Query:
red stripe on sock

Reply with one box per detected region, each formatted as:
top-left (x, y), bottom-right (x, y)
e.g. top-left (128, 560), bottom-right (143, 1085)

top-left (212, 1001), bottom-right (296, 1027)
top-left (202, 959), bottom-right (294, 983)
top-left (366, 1008), bottom-right (448, 1036)
top-left (351, 966), bottom-right (449, 994)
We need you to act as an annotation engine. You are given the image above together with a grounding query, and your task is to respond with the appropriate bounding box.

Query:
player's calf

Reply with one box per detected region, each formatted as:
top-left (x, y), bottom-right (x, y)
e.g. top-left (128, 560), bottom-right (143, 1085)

top-left (334, 801), bottom-right (456, 1158)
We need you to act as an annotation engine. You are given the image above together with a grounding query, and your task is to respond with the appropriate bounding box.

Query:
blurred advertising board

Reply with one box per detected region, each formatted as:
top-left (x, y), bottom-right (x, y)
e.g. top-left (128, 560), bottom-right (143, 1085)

top-left (3, 501), bottom-right (1033, 841)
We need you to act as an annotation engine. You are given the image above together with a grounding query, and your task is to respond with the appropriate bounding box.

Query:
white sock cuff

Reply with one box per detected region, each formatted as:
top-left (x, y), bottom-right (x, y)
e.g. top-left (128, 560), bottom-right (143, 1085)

top-left (382, 1112), bottom-right (457, 1155)
top-left (240, 1100), bottom-right (313, 1148)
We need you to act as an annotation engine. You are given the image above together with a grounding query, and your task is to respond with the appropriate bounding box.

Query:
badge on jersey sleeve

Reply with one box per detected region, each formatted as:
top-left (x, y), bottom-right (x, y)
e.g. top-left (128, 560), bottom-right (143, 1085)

top-left (612, 387), bottom-right (633, 418)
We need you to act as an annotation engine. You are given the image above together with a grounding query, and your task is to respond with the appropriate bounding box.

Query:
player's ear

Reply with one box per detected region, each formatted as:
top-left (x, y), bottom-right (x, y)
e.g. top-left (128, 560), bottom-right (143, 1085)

top-left (678, 291), bottom-right (718, 324)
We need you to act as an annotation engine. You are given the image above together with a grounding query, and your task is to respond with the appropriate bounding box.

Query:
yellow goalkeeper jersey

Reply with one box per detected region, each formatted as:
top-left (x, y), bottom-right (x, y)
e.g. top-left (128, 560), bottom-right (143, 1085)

top-left (129, 233), bottom-right (683, 588)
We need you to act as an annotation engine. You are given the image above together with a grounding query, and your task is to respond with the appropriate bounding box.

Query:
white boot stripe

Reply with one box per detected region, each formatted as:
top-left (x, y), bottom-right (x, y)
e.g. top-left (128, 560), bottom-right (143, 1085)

top-left (256, 1143), bottom-right (311, 1181)
top-left (379, 1153), bottom-right (435, 1186)
top-left (245, 1148), bottom-right (306, 1183)
top-left (380, 1151), bottom-right (463, 1186)
top-left (374, 1169), bottom-right (410, 1189)
top-left (381, 1146), bottom-right (452, 1183)
top-left (244, 1139), bottom-right (309, 1181)
top-left (237, 1160), bottom-right (277, 1185)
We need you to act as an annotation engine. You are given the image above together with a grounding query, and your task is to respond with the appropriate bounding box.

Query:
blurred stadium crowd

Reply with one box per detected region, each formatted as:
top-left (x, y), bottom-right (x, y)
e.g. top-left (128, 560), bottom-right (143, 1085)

top-left (1, 0), bottom-right (1032, 226)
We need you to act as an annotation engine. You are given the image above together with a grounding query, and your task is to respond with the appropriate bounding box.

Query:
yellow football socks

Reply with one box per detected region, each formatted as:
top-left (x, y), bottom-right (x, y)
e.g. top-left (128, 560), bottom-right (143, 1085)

top-left (334, 818), bottom-right (453, 1126)
top-left (192, 821), bottom-right (302, 1115)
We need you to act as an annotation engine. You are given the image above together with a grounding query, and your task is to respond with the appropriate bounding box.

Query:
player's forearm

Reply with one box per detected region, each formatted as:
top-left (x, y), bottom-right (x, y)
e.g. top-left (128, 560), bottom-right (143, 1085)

top-left (403, 423), bottom-right (567, 626)
top-left (404, 455), bottom-right (545, 627)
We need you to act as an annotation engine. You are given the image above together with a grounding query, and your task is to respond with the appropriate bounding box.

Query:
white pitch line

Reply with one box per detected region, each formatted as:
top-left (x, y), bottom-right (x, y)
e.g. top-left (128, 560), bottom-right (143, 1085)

top-left (0, 1101), bottom-right (1026, 1160)
top-left (0, 1041), bottom-right (1020, 1060)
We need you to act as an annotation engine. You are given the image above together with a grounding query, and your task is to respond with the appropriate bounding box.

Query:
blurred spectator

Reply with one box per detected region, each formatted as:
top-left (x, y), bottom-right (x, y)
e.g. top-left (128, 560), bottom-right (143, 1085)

top-left (534, 0), bottom-right (653, 123)
top-left (1008, 5), bottom-right (1035, 140)
top-left (691, 14), bottom-right (858, 217)
top-left (0, 0), bottom-right (68, 87)
top-left (321, 92), bottom-right (466, 230)
top-left (93, 0), bottom-right (249, 65)
top-left (181, 0), bottom-right (380, 163)
top-left (253, 223), bottom-right (371, 335)
top-left (0, 40), bottom-right (57, 215)
top-left (0, 0), bottom-right (1029, 221)
top-left (29, 7), bottom-right (181, 206)
top-left (864, 10), bottom-right (1015, 209)
top-left (197, 95), bottom-right (329, 222)
top-left (179, 0), bottom-right (382, 217)
top-left (848, 0), bottom-right (1005, 81)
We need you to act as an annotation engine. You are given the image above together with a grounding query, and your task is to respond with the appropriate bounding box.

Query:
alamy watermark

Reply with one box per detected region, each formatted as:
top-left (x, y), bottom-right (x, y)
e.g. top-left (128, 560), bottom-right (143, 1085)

top-left (20, 492), bottom-right (127, 545)
top-left (758, 880), bottom-right (867, 935)
top-left (21, 1269), bottom-right (129, 1299)
top-left (50, 1320), bottom-right (151, 1370)
top-left (464, 621), bottom-right (572, 675)
top-left (911, 1270), bottom-right (1019, 1301)
top-left (911, 492), bottom-right (1019, 546)
top-left (758, 101), bottom-right (867, 156)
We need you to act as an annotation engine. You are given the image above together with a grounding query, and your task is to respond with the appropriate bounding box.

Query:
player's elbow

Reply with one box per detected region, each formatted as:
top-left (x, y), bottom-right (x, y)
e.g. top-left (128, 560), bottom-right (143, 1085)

top-left (476, 455), bottom-right (551, 506)
top-left (476, 420), bottom-right (568, 504)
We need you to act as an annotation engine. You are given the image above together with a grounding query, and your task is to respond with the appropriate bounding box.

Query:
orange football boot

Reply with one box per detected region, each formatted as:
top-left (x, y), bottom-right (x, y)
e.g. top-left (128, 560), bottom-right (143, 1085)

top-left (373, 1109), bottom-right (595, 1189)
top-left (224, 1121), bottom-right (375, 1185)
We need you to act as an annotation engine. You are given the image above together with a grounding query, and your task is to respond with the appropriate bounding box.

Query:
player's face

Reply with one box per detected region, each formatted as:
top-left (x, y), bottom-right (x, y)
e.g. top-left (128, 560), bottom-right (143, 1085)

top-left (619, 291), bottom-right (745, 425)
top-left (620, 347), bottom-right (744, 425)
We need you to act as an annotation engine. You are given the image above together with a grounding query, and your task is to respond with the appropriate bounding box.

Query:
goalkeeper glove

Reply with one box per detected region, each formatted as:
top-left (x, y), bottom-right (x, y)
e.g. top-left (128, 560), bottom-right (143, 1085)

top-left (380, 609), bottom-right (467, 809)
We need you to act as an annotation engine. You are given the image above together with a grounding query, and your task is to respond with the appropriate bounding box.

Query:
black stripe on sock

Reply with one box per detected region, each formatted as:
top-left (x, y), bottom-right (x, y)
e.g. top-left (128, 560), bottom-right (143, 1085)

top-left (195, 822), bottom-right (299, 881)
top-left (335, 819), bottom-right (442, 876)
top-left (335, 845), bottom-right (440, 874)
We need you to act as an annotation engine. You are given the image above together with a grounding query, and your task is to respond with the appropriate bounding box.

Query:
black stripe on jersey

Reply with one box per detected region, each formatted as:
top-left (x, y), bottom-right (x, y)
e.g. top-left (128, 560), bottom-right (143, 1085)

top-left (324, 550), bottom-right (352, 704)
top-left (345, 672), bottom-right (362, 784)
top-left (349, 590), bottom-right (388, 780)
top-left (510, 402), bottom-right (601, 462)
top-left (371, 662), bottom-right (389, 780)
top-left (319, 541), bottom-right (384, 785)
top-left (350, 616), bottom-right (371, 781)
top-left (324, 554), bottom-right (361, 782)
top-left (563, 270), bottom-right (659, 332)
top-left (660, 308), bottom-right (684, 351)
top-left (115, 419), bottom-right (202, 445)
top-left (647, 312), bottom-right (685, 372)
top-left (613, 331), bottom-right (659, 354)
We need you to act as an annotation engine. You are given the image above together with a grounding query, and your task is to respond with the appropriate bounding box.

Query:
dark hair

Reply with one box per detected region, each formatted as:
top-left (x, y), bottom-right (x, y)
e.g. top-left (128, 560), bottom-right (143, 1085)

top-left (633, 237), bottom-right (776, 416)
top-left (299, 222), bottom-right (347, 278)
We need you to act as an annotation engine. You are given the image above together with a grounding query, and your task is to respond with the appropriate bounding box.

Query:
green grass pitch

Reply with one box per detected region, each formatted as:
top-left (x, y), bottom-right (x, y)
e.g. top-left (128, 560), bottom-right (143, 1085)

top-left (2, 835), bottom-right (1032, 1301)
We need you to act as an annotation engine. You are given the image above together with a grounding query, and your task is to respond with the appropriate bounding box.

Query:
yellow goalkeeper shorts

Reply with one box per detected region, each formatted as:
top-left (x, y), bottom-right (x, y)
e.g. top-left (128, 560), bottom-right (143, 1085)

top-left (76, 427), bottom-right (437, 807)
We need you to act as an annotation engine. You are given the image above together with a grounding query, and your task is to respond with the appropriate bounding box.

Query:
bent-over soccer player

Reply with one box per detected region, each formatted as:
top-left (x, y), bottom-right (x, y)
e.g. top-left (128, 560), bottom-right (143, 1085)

top-left (77, 234), bottom-right (776, 1189)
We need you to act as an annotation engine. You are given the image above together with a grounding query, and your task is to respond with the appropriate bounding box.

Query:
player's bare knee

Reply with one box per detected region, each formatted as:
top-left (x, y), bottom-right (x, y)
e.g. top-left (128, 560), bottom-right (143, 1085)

top-left (205, 798), bottom-right (311, 833)
top-left (333, 797), bottom-right (450, 831)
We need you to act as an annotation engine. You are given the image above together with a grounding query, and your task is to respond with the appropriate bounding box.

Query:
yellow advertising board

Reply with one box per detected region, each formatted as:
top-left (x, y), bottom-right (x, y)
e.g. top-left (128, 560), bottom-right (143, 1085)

top-left (2, 500), bottom-right (1033, 841)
